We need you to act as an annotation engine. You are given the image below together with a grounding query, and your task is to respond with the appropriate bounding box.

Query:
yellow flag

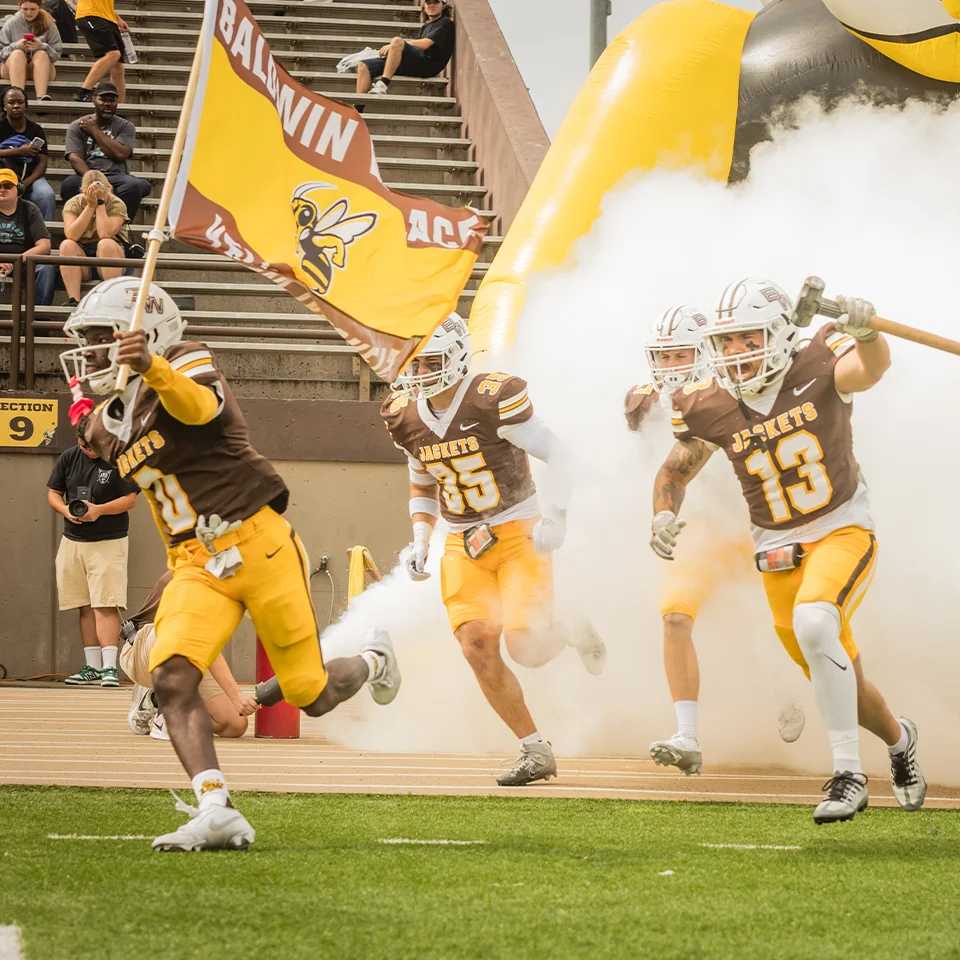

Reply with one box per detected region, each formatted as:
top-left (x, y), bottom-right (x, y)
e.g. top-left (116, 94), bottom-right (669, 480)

top-left (169, 0), bottom-right (487, 382)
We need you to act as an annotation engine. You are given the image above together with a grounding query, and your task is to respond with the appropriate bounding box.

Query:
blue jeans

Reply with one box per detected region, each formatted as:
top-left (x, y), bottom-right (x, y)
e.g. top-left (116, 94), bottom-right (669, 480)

top-left (24, 177), bottom-right (55, 221)
top-left (34, 262), bottom-right (55, 307)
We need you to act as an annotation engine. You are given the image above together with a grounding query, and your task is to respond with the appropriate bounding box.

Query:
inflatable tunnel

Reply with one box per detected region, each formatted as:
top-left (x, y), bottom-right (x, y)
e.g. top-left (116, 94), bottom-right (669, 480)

top-left (470, 0), bottom-right (960, 354)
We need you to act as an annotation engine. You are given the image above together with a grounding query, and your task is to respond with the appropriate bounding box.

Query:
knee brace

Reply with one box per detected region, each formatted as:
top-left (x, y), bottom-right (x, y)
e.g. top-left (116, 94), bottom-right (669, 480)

top-left (793, 601), bottom-right (845, 661)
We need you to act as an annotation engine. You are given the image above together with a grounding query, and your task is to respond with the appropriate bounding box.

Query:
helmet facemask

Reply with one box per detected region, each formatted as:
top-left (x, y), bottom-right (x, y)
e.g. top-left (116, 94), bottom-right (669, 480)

top-left (394, 313), bottom-right (470, 400)
top-left (59, 324), bottom-right (123, 396)
top-left (705, 318), bottom-right (792, 397)
top-left (645, 344), bottom-right (704, 394)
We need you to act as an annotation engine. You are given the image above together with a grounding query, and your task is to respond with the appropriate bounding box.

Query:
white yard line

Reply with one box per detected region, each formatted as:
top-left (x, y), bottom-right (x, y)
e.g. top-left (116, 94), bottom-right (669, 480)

top-left (0, 926), bottom-right (22, 960)
top-left (699, 843), bottom-right (802, 851)
top-left (47, 834), bottom-right (151, 840)
top-left (379, 838), bottom-right (486, 845)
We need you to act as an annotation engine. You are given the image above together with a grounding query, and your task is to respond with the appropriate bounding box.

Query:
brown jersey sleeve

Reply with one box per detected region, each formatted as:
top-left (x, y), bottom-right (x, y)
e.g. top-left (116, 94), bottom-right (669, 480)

top-left (469, 373), bottom-right (533, 426)
top-left (624, 383), bottom-right (658, 432)
top-left (380, 390), bottom-right (419, 459)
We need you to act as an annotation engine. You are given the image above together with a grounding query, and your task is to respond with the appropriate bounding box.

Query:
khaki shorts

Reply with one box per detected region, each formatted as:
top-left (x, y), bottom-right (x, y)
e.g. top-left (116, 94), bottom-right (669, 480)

top-left (55, 536), bottom-right (129, 611)
top-left (120, 624), bottom-right (225, 703)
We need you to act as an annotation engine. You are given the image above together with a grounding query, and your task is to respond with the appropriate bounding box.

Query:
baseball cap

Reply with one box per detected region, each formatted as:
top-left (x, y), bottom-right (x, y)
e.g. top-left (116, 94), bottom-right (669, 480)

top-left (0, 168), bottom-right (20, 185)
top-left (93, 81), bottom-right (119, 98)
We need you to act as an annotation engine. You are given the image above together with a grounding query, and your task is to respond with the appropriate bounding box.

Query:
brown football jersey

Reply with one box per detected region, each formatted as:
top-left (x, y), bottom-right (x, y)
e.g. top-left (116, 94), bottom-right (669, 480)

top-left (671, 324), bottom-right (860, 531)
top-left (381, 372), bottom-right (536, 527)
top-left (624, 382), bottom-right (660, 432)
top-left (85, 341), bottom-right (289, 545)
top-left (130, 570), bottom-right (173, 629)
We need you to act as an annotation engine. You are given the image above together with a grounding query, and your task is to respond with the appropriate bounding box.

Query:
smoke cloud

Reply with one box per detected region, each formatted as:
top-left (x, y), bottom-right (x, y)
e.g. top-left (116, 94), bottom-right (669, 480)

top-left (319, 100), bottom-right (960, 785)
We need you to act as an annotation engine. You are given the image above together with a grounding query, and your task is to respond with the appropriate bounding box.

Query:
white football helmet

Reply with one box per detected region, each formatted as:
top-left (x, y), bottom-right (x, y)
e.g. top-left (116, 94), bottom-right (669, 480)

top-left (644, 304), bottom-right (709, 393)
top-left (60, 278), bottom-right (186, 395)
top-left (394, 312), bottom-right (470, 399)
top-left (704, 278), bottom-right (799, 396)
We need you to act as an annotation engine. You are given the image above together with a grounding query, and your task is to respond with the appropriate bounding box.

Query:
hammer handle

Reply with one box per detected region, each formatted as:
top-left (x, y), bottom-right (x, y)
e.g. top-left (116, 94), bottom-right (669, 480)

top-left (821, 296), bottom-right (960, 357)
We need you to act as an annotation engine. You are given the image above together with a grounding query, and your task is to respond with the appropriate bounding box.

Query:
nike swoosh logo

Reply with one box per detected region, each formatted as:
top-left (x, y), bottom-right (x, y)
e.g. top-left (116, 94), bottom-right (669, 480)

top-left (460, 422), bottom-right (479, 430)
top-left (793, 379), bottom-right (816, 397)
top-left (824, 654), bottom-right (848, 672)
top-left (140, 415), bottom-right (151, 427)
top-left (266, 545), bottom-right (283, 559)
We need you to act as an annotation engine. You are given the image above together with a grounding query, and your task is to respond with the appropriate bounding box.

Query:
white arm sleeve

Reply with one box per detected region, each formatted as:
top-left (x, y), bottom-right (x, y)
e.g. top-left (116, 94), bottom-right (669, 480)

top-left (498, 415), bottom-right (574, 511)
top-left (407, 455), bottom-right (436, 487)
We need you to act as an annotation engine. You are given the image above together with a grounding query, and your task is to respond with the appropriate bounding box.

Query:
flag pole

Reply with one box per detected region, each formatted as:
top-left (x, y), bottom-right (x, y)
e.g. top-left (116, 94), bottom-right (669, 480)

top-left (114, 29), bottom-right (205, 393)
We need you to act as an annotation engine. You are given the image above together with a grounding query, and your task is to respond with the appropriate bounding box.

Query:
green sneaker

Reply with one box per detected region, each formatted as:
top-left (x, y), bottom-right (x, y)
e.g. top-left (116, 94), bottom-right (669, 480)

top-left (65, 665), bottom-right (101, 686)
top-left (101, 666), bottom-right (119, 688)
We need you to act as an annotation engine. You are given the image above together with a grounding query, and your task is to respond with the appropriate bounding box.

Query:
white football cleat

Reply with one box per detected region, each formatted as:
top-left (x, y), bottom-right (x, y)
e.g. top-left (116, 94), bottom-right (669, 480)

top-left (496, 740), bottom-right (557, 786)
top-left (127, 684), bottom-right (157, 736)
top-left (814, 772), bottom-right (868, 824)
top-left (149, 713), bottom-right (170, 741)
top-left (153, 792), bottom-right (255, 852)
top-left (362, 627), bottom-right (401, 705)
top-left (649, 733), bottom-right (702, 775)
top-left (889, 717), bottom-right (926, 812)
top-left (778, 702), bottom-right (806, 743)
top-left (567, 621), bottom-right (607, 676)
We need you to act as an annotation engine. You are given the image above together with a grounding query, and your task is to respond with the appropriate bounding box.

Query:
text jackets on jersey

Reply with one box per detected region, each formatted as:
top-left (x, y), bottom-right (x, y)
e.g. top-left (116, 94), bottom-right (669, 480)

top-left (381, 372), bottom-right (537, 528)
top-left (86, 341), bottom-right (289, 545)
top-left (671, 324), bottom-right (861, 534)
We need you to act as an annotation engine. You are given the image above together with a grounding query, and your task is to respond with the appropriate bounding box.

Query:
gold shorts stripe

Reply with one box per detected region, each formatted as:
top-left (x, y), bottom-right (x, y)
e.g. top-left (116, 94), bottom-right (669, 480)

top-left (835, 533), bottom-right (876, 608)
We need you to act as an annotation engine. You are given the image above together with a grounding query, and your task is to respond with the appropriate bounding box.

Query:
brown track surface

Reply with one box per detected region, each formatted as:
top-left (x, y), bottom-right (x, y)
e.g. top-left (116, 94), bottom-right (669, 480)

top-left (3, 688), bottom-right (959, 808)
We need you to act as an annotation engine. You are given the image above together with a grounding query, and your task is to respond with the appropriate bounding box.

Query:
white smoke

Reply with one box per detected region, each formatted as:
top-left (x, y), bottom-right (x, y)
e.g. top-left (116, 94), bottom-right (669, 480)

top-left (319, 99), bottom-right (960, 784)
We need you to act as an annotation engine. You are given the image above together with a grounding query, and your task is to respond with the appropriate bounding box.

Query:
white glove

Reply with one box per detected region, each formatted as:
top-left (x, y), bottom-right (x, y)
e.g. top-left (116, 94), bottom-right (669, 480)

top-left (650, 510), bottom-right (686, 561)
top-left (405, 520), bottom-right (432, 581)
top-left (532, 514), bottom-right (566, 553)
top-left (195, 513), bottom-right (242, 551)
top-left (834, 294), bottom-right (878, 342)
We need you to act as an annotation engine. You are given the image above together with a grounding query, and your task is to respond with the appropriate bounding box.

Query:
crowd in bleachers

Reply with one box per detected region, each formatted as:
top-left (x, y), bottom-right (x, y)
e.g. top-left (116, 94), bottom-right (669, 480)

top-left (0, 0), bottom-right (148, 314)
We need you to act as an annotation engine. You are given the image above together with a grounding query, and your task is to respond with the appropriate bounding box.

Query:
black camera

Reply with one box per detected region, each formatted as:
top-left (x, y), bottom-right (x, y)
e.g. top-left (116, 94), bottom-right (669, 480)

top-left (67, 485), bottom-right (92, 518)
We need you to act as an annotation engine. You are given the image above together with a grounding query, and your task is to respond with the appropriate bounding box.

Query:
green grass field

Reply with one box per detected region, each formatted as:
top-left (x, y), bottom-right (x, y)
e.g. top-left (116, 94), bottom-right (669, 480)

top-left (2, 786), bottom-right (959, 960)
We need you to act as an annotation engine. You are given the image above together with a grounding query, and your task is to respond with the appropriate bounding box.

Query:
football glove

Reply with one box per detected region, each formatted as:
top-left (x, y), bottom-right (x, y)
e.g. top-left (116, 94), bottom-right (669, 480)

top-left (405, 520), bottom-right (432, 581)
top-left (532, 514), bottom-right (566, 553)
top-left (835, 294), bottom-right (878, 342)
top-left (195, 514), bottom-right (242, 551)
top-left (650, 510), bottom-right (686, 561)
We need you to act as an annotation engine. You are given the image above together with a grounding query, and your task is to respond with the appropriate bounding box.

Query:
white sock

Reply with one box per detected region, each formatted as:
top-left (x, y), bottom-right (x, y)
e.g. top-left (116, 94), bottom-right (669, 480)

top-left (84, 646), bottom-right (102, 670)
top-left (520, 731), bottom-right (543, 747)
top-left (101, 646), bottom-right (118, 670)
top-left (794, 602), bottom-right (861, 775)
top-left (360, 649), bottom-right (385, 682)
top-left (674, 700), bottom-right (697, 739)
top-left (191, 768), bottom-right (229, 810)
top-left (888, 720), bottom-right (909, 756)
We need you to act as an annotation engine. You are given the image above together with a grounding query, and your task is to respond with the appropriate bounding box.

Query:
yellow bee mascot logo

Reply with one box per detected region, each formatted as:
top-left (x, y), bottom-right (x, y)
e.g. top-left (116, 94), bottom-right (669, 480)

top-left (292, 182), bottom-right (377, 296)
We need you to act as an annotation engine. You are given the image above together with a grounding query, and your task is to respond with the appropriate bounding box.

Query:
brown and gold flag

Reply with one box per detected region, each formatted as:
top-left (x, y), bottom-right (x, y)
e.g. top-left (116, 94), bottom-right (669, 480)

top-left (168, 0), bottom-right (488, 381)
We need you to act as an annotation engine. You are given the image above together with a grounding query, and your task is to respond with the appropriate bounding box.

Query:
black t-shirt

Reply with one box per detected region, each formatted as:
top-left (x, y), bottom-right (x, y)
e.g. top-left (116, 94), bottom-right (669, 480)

top-left (0, 117), bottom-right (48, 182)
top-left (419, 16), bottom-right (454, 66)
top-left (0, 198), bottom-right (48, 254)
top-left (47, 445), bottom-right (138, 542)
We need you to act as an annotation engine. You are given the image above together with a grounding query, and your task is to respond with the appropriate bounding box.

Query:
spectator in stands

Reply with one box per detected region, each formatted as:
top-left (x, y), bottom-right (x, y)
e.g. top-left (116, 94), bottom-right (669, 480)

top-left (72, 0), bottom-right (128, 102)
top-left (60, 81), bottom-right (150, 219)
top-left (356, 0), bottom-right (455, 95)
top-left (0, 1), bottom-right (62, 101)
top-left (0, 86), bottom-right (54, 218)
top-left (59, 168), bottom-right (128, 305)
top-left (47, 416), bottom-right (138, 689)
top-left (45, 0), bottom-right (76, 47)
top-left (0, 166), bottom-right (53, 304)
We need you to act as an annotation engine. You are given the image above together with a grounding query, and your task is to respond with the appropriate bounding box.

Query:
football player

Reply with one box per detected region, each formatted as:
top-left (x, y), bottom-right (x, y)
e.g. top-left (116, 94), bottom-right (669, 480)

top-left (122, 570), bottom-right (258, 741)
top-left (61, 277), bottom-right (402, 852)
top-left (628, 306), bottom-right (804, 775)
top-left (382, 313), bottom-right (606, 786)
top-left (650, 277), bottom-right (925, 823)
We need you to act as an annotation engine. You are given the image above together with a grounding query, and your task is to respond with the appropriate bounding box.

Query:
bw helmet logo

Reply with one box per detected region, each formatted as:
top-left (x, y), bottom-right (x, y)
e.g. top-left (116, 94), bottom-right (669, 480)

top-left (123, 291), bottom-right (165, 313)
top-left (292, 182), bottom-right (377, 296)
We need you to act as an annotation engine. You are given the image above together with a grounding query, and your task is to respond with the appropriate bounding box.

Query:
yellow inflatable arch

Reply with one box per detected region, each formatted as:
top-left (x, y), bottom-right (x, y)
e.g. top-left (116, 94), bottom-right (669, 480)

top-left (470, 0), bottom-right (960, 354)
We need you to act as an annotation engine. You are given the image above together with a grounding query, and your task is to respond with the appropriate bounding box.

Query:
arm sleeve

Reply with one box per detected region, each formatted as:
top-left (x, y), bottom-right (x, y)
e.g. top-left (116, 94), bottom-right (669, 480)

top-left (117, 119), bottom-right (136, 153)
top-left (39, 24), bottom-right (62, 62)
top-left (64, 122), bottom-right (83, 159)
top-left (47, 451), bottom-right (66, 490)
top-left (26, 202), bottom-right (49, 242)
top-left (141, 354), bottom-right (222, 426)
top-left (407, 454), bottom-right (436, 486)
top-left (498, 415), bottom-right (574, 511)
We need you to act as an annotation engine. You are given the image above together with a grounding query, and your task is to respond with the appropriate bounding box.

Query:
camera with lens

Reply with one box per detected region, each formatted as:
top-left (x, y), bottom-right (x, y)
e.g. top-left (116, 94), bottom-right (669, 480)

top-left (67, 485), bottom-right (92, 518)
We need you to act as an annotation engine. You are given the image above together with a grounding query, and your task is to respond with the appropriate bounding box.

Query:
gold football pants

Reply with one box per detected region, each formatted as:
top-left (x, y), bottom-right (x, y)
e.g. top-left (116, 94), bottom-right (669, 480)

top-left (659, 535), bottom-right (755, 619)
top-left (148, 506), bottom-right (327, 707)
top-left (761, 526), bottom-right (878, 679)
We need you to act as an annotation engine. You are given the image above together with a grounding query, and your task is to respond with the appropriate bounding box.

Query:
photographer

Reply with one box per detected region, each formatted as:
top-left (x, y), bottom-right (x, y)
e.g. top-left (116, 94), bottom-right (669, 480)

top-left (47, 417), bottom-right (137, 688)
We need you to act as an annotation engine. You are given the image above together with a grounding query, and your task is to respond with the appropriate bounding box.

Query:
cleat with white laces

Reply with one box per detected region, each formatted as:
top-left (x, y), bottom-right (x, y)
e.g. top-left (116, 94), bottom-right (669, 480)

top-left (496, 741), bottom-right (557, 786)
top-left (149, 713), bottom-right (170, 741)
top-left (362, 627), bottom-right (401, 706)
top-left (889, 717), bottom-right (926, 812)
top-left (567, 621), bottom-right (607, 676)
top-left (649, 733), bottom-right (702, 775)
top-left (152, 791), bottom-right (255, 852)
top-left (65, 665), bottom-right (101, 686)
top-left (127, 684), bottom-right (157, 735)
top-left (814, 772), bottom-right (868, 824)
top-left (778, 702), bottom-right (806, 743)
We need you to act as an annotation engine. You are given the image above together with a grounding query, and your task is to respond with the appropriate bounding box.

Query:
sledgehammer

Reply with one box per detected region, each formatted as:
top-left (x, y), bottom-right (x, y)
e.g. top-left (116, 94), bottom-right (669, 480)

top-left (791, 276), bottom-right (960, 357)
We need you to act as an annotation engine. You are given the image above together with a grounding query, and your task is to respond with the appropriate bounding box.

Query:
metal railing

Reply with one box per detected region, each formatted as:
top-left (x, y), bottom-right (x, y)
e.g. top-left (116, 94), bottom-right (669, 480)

top-left (3, 254), bottom-right (348, 390)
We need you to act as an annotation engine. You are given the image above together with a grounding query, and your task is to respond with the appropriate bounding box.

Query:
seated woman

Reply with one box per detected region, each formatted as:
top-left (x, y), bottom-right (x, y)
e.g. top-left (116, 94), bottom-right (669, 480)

top-left (356, 0), bottom-right (454, 95)
top-left (0, 85), bottom-right (55, 219)
top-left (0, 0), bottom-right (62, 101)
top-left (59, 169), bottom-right (129, 306)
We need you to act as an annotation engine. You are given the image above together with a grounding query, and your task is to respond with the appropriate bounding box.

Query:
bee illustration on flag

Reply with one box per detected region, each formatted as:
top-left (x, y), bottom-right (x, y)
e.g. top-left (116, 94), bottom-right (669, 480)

top-left (292, 182), bottom-right (378, 296)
